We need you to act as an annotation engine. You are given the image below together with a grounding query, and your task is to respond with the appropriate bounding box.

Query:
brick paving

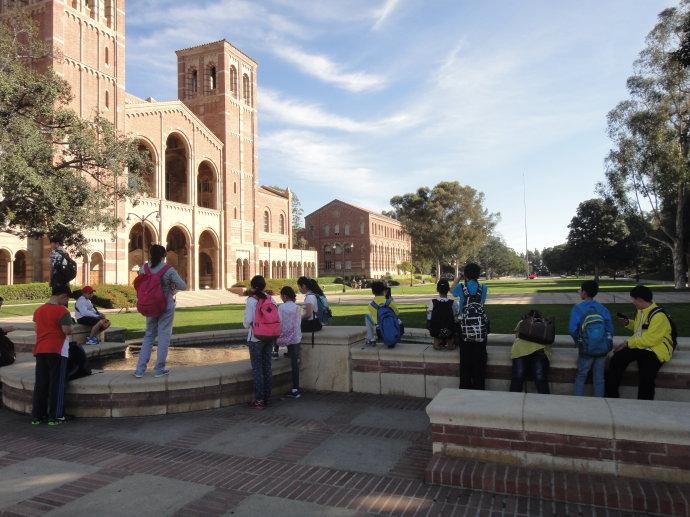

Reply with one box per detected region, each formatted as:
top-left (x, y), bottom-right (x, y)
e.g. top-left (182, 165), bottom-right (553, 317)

top-left (0, 392), bottom-right (660, 516)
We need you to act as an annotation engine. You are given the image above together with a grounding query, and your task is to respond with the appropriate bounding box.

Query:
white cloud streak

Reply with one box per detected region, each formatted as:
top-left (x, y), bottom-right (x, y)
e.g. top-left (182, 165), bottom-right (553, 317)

top-left (372, 0), bottom-right (401, 30)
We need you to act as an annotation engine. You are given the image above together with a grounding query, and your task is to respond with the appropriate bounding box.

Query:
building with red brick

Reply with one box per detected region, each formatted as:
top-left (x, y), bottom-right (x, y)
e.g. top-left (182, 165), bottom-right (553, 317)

top-left (0, 0), bottom-right (316, 289)
top-left (304, 200), bottom-right (411, 278)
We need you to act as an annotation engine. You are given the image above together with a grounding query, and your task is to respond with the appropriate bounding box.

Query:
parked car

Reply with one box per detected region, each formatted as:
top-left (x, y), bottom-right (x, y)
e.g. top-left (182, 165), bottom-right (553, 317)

top-left (528, 273), bottom-right (538, 280)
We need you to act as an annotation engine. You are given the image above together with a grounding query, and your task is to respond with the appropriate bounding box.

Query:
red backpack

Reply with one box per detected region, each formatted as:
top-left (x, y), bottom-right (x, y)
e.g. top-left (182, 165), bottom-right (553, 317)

top-left (253, 295), bottom-right (281, 342)
top-left (133, 263), bottom-right (171, 317)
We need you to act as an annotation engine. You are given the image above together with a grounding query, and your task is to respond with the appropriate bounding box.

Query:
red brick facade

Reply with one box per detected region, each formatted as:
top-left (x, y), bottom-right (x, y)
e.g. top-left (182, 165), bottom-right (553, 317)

top-left (304, 200), bottom-right (411, 278)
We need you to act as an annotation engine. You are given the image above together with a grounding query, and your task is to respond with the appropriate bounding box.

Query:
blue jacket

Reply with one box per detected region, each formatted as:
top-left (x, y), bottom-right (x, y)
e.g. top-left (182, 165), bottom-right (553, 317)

top-left (451, 280), bottom-right (488, 307)
top-left (568, 300), bottom-right (613, 343)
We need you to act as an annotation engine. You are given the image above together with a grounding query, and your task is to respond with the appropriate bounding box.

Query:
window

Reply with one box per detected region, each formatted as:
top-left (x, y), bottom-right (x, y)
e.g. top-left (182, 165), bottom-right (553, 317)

top-left (344, 244), bottom-right (352, 254)
top-left (104, 90), bottom-right (109, 109)
top-left (345, 261), bottom-right (352, 270)
top-left (263, 210), bottom-right (270, 232)
top-left (243, 73), bottom-right (251, 105)
top-left (190, 68), bottom-right (198, 94)
top-left (360, 222), bottom-right (365, 235)
top-left (361, 260), bottom-right (365, 270)
top-left (207, 64), bottom-right (217, 92)
top-left (104, 46), bottom-right (109, 65)
top-left (325, 261), bottom-right (334, 270)
top-left (334, 224), bottom-right (340, 236)
top-left (324, 245), bottom-right (332, 255)
top-left (229, 65), bottom-right (238, 97)
top-left (279, 214), bottom-right (285, 235)
top-left (335, 261), bottom-right (342, 270)
top-left (323, 225), bottom-right (330, 237)
top-left (344, 224), bottom-right (350, 236)
top-left (233, 181), bottom-right (237, 194)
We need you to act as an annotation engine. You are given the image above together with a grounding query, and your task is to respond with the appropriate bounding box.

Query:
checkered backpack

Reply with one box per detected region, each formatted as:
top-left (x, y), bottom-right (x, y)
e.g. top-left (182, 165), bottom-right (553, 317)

top-left (457, 284), bottom-right (488, 342)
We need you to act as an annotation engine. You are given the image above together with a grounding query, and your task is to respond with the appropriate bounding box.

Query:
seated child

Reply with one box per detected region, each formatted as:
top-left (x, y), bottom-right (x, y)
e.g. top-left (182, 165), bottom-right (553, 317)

top-left (75, 286), bottom-right (110, 345)
top-left (365, 281), bottom-right (402, 347)
top-left (509, 310), bottom-right (551, 394)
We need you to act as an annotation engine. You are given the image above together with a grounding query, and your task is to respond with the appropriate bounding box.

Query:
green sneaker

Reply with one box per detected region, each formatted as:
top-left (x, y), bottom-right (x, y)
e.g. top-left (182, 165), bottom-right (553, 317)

top-left (30, 418), bottom-right (42, 426)
top-left (47, 418), bottom-right (66, 427)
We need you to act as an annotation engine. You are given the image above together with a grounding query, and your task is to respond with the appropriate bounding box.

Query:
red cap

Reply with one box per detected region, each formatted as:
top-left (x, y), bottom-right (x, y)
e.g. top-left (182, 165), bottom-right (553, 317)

top-left (82, 286), bottom-right (95, 294)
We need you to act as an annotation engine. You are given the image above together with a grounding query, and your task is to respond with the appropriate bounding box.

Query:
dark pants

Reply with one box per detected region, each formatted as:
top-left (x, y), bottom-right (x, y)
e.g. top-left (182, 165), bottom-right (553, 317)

top-left (287, 343), bottom-right (301, 390)
top-left (248, 341), bottom-right (273, 402)
top-left (605, 347), bottom-right (662, 400)
top-left (32, 353), bottom-right (67, 420)
top-left (510, 350), bottom-right (550, 394)
top-left (459, 339), bottom-right (487, 390)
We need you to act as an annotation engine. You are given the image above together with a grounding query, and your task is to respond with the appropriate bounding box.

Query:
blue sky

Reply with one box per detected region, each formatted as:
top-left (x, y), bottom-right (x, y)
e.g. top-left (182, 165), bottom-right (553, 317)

top-left (125, 0), bottom-right (672, 253)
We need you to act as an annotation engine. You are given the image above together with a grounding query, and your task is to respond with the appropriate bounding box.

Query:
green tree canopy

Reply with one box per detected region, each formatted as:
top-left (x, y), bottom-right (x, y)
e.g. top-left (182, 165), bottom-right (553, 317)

top-left (604, 2), bottom-right (690, 288)
top-left (390, 181), bottom-right (497, 279)
top-left (476, 235), bottom-right (523, 279)
top-left (0, 13), bottom-right (149, 251)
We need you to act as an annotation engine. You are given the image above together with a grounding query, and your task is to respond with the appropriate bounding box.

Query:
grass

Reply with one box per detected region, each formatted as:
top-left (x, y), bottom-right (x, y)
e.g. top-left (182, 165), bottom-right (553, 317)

top-left (0, 301), bottom-right (76, 319)
top-left (104, 302), bottom-right (690, 340)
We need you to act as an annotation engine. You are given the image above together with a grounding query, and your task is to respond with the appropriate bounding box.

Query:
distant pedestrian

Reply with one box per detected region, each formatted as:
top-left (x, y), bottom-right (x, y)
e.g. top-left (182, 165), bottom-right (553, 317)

top-left (510, 310), bottom-right (551, 394)
top-left (49, 236), bottom-right (77, 293)
top-left (569, 280), bottom-right (613, 397)
top-left (278, 286), bottom-right (302, 399)
top-left (75, 286), bottom-right (111, 345)
top-left (244, 275), bottom-right (279, 410)
top-left (31, 285), bottom-right (73, 426)
top-left (606, 285), bottom-right (675, 400)
top-left (133, 244), bottom-right (187, 378)
top-left (451, 262), bottom-right (489, 390)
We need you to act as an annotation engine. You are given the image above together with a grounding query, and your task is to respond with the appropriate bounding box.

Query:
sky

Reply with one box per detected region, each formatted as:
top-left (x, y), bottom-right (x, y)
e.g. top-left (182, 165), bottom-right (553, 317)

top-left (125, 0), bottom-right (673, 253)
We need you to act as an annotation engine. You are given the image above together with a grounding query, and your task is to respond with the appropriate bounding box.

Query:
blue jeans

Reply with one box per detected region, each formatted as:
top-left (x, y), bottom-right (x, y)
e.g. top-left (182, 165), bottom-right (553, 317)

top-left (135, 300), bottom-right (175, 375)
top-left (510, 350), bottom-right (550, 394)
top-left (249, 341), bottom-right (273, 402)
top-left (574, 354), bottom-right (606, 397)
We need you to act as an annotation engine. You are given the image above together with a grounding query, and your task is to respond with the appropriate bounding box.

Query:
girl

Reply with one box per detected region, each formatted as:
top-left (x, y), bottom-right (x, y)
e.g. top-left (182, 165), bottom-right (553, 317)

top-left (297, 277), bottom-right (324, 332)
top-left (278, 286), bottom-right (302, 398)
top-left (243, 275), bottom-right (273, 409)
top-left (134, 244), bottom-right (187, 378)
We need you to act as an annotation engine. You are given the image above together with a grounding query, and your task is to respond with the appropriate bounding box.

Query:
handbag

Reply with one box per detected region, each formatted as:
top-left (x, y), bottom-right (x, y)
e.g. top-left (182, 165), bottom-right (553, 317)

top-left (517, 313), bottom-right (555, 345)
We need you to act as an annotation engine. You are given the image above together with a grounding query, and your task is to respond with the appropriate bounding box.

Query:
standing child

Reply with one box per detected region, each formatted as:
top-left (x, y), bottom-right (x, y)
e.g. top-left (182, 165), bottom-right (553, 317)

top-left (278, 286), bottom-right (302, 399)
top-left (75, 286), bottom-right (111, 345)
top-left (244, 275), bottom-right (279, 409)
top-left (451, 262), bottom-right (489, 390)
top-left (31, 286), bottom-right (73, 426)
top-left (569, 280), bottom-right (613, 397)
top-left (427, 279), bottom-right (459, 350)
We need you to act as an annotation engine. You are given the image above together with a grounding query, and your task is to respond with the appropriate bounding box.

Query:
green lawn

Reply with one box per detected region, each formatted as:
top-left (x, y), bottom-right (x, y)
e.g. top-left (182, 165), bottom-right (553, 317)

top-left (0, 301), bottom-right (76, 319)
top-left (105, 302), bottom-right (690, 340)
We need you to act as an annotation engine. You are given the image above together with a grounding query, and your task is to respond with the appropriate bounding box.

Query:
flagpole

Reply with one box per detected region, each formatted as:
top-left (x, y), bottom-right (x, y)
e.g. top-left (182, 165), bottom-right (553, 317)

top-left (523, 172), bottom-right (530, 278)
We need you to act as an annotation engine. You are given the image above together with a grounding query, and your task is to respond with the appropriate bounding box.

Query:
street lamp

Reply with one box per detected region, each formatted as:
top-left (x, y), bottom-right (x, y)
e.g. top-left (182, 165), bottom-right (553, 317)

top-left (127, 211), bottom-right (160, 264)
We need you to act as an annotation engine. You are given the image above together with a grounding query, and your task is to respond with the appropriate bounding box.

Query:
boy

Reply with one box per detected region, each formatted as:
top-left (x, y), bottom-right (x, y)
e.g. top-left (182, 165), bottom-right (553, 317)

top-left (32, 285), bottom-right (73, 426)
top-left (451, 263), bottom-right (489, 390)
top-left (569, 280), bottom-right (613, 397)
top-left (364, 281), bottom-right (400, 346)
top-left (427, 279), bottom-right (459, 350)
top-left (75, 286), bottom-right (110, 345)
top-left (606, 285), bottom-right (673, 400)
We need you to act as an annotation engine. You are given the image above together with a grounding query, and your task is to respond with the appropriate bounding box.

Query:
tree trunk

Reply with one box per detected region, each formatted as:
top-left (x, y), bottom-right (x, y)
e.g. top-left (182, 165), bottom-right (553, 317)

top-left (436, 260), bottom-right (441, 281)
top-left (594, 263), bottom-right (600, 282)
top-left (672, 240), bottom-right (687, 289)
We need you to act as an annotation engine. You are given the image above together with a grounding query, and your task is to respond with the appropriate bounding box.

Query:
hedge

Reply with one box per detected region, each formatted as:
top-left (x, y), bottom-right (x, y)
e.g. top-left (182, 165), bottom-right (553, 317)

top-left (0, 283), bottom-right (52, 302)
top-left (0, 282), bottom-right (136, 310)
top-left (232, 278), bottom-right (302, 295)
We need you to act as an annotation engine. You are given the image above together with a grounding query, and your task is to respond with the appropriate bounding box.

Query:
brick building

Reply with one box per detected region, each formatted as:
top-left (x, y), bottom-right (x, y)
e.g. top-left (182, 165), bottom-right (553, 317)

top-left (304, 200), bottom-right (411, 278)
top-left (0, 0), bottom-right (316, 289)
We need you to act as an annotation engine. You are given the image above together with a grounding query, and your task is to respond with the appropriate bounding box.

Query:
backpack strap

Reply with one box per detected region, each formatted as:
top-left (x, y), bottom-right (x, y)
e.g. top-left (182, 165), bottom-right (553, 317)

top-left (370, 301), bottom-right (380, 311)
top-left (643, 307), bottom-right (665, 330)
top-left (383, 298), bottom-right (392, 308)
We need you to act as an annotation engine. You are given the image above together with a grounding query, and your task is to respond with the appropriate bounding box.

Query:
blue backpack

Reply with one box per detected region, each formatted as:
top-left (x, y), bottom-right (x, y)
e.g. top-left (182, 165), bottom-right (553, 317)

top-left (579, 307), bottom-right (612, 357)
top-left (316, 295), bottom-right (332, 325)
top-left (371, 299), bottom-right (401, 348)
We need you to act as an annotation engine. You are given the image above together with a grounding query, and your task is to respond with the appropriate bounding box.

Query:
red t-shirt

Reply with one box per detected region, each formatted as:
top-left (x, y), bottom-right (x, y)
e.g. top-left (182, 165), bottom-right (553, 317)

top-left (33, 303), bottom-right (72, 355)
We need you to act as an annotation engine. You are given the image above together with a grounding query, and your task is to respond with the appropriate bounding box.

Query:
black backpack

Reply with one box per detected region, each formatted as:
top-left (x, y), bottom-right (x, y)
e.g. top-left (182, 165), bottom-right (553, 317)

top-left (458, 284), bottom-right (489, 342)
top-left (428, 298), bottom-right (456, 338)
top-left (0, 331), bottom-right (16, 366)
top-left (53, 249), bottom-right (77, 285)
top-left (644, 306), bottom-right (678, 352)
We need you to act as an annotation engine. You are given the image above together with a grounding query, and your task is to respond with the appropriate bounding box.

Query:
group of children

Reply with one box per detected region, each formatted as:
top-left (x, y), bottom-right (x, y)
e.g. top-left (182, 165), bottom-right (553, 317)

top-left (243, 275), bottom-right (330, 410)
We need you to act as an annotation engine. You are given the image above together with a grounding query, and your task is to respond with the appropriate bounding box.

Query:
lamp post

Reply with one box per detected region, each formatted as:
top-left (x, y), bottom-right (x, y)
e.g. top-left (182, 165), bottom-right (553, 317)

top-left (126, 211), bottom-right (160, 264)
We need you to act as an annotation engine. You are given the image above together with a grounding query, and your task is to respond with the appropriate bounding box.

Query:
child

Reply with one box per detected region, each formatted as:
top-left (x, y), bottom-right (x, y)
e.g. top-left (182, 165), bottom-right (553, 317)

top-left (365, 281), bottom-right (401, 347)
top-left (427, 279), bottom-right (459, 350)
top-left (31, 285), bottom-right (73, 426)
top-left (568, 280), bottom-right (613, 397)
top-left (510, 310), bottom-right (551, 394)
top-left (278, 286), bottom-right (302, 399)
top-left (451, 262), bottom-right (489, 390)
top-left (243, 275), bottom-right (275, 410)
top-left (297, 276), bottom-right (325, 332)
top-left (75, 285), bottom-right (111, 345)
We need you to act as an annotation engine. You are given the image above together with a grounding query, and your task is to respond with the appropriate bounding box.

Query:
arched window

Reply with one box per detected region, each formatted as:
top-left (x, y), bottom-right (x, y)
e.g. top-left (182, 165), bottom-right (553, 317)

top-left (263, 210), bottom-right (270, 232)
top-left (104, 90), bottom-right (109, 109)
top-left (104, 46), bottom-right (109, 65)
top-left (229, 65), bottom-right (238, 97)
top-left (323, 225), bottom-right (330, 237)
top-left (242, 73), bottom-right (251, 105)
top-left (207, 64), bottom-right (217, 92)
top-left (279, 214), bottom-right (285, 234)
top-left (189, 68), bottom-right (198, 95)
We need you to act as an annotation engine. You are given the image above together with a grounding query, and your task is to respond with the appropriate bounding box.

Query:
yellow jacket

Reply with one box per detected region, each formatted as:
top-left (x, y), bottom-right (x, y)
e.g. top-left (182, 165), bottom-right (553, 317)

top-left (625, 303), bottom-right (673, 363)
top-left (366, 296), bottom-right (399, 325)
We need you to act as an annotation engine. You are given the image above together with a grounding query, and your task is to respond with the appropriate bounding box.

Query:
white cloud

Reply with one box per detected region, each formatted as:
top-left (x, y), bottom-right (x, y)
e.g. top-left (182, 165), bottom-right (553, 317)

top-left (260, 89), bottom-right (418, 132)
top-left (372, 0), bottom-right (401, 30)
top-left (271, 45), bottom-right (387, 92)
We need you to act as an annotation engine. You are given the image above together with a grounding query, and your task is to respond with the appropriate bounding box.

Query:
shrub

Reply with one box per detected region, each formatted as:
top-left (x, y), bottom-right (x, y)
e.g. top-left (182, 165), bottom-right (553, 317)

top-left (0, 282), bottom-right (51, 302)
top-left (387, 280), bottom-right (400, 286)
top-left (334, 277), bottom-right (343, 284)
top-left (72, 284), bottom-right (137, 311)
top-left (232, 278), bottom-right (299, 294)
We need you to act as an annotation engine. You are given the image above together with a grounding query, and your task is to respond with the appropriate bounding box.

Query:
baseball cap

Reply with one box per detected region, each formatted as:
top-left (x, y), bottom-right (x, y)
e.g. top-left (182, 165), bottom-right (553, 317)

top-left (82, 286), bottom-right (95, 294)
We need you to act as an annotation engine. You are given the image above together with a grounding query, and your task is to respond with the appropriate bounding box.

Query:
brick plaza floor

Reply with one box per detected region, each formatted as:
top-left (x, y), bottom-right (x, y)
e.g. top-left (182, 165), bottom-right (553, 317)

top-left (0, 392), bottom-right (653, 516)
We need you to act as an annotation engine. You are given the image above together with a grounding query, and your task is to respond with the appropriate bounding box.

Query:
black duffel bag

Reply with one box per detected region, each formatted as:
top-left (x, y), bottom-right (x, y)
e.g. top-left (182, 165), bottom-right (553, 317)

top-left (517, 310), bottom-right (555, 345)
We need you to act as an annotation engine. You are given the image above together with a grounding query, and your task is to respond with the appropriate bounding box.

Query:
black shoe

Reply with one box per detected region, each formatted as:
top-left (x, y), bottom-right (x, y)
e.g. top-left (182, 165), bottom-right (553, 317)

top-left (272, 352), bottom-right (279, 359)
top-left (285, 389), bottom-right (301, 399)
